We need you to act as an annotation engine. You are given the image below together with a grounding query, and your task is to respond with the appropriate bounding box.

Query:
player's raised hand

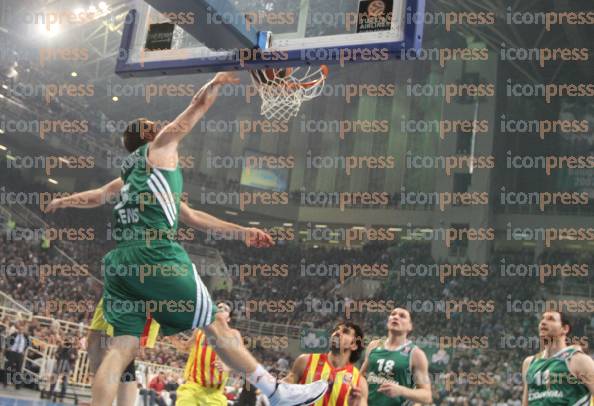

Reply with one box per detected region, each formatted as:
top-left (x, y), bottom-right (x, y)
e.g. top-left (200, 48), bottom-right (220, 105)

top-left (243, 227), bottom-right (275, 248)
top-left (213, 72), bottom-right (240, 85)
top-left (44, 198), bottom-right (64, 213)
top-left (378, 381), bottom-right (402, 398)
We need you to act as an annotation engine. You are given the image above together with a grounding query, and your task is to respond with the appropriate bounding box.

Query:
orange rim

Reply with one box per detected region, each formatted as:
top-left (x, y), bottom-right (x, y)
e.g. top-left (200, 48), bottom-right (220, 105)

top-left (253, 65), bottom-right (329, 90)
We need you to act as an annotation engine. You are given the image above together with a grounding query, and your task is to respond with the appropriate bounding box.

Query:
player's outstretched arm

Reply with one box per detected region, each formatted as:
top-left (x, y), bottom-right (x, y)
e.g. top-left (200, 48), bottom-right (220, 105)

top-left (152, 72), bottom-right (240, 151)
top-left (569, 352), bottom-right (594, 394)
top-left (282, 354), bottom-right (309, 384)
top-left (44, 178), bottom-right (123, 212)
top-left (521, 355), bottom-right (533, 406)
top-left (179, 202), bottom-right (274, 247)
top-left (378, 347), bottom-right (432, 404)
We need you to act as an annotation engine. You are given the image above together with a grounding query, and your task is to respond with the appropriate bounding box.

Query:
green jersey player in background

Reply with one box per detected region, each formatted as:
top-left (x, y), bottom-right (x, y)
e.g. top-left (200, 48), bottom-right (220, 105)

top-left (361, 308), bottom-right (432, 406)
top-left (522, 311), bottom-right (594, 406)
top-left (46, 72), bottom-right (328, 406)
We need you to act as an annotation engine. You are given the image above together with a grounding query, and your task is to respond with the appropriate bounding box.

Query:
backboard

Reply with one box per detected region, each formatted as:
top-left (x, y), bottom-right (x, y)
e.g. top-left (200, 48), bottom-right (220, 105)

top-left (116, 0), bottom-right (424, 77)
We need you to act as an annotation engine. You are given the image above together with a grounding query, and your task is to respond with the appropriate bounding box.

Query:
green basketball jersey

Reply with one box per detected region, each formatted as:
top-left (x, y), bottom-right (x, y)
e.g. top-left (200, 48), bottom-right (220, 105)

top-left (526, 347), bottom-right (591, 406)
top-left (367, 340), bottom-right (417, 406)
top-left (112, 144), bottom-right (183, 244)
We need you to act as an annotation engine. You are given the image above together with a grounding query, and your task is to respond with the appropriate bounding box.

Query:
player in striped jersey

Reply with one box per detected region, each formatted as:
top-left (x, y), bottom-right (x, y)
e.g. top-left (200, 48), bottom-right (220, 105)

top-left (171, 302), bottom-right (235, 406)
top-left (521, 311), bottom-right (594, 406)
top-left (284, 321), bottom-right (369, 406)
top-left (360, 308), bottom-right (432, 406)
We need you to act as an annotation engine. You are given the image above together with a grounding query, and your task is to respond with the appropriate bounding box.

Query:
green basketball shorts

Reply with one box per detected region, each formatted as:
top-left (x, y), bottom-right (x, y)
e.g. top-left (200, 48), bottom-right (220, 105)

top-left (101, 240), bottom-right (216, 337)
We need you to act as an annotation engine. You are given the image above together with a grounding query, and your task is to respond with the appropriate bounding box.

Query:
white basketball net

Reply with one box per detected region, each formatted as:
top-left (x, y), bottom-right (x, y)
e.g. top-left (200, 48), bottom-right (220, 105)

top-left (250, 65), bottom-right (328, 122)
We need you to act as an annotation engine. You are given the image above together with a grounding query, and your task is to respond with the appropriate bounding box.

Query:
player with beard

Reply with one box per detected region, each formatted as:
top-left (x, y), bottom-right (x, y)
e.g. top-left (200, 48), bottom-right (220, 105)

top-left (361, 308), bottom-right (431, 406)
top-left (284, 321), bottom-right (369, 406)
top-left (522, 311), bottom-right (594, 406)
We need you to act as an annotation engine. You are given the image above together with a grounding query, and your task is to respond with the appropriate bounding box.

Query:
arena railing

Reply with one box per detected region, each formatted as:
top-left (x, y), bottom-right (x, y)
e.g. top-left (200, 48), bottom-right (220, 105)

top-left (0, 305), bottom-right (182, 390)
top-left (0, 291), bottom-right (32, 314)
top-left (0, 302), bottom-right (184, 363)
top-left (234, 319), bottom-right (301, 339)
top-left (23, 336), bottom-right (183, 391)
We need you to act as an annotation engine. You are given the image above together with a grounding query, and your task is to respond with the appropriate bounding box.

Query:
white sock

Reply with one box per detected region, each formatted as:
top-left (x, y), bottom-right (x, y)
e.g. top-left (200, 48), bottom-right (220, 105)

top-left (247, 364), bottom-right (277, 397)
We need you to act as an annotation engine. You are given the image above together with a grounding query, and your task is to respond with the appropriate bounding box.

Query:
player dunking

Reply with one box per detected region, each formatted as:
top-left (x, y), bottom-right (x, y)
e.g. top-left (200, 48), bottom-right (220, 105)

top-left (521, 311), bottom-right (594, 406)
top-left (284, 321), bottom-right (369, 406)
top-left (46, 72), bottom-right (328, 406)
top-left (361, 308), bottom-right (432, 405)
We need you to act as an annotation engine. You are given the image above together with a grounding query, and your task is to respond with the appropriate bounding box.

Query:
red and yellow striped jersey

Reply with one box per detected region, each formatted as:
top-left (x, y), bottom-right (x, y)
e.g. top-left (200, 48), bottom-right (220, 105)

top-left (299, 353), bottom-right (360, 406)
top-left (183, 330), bottom-right (229, 390)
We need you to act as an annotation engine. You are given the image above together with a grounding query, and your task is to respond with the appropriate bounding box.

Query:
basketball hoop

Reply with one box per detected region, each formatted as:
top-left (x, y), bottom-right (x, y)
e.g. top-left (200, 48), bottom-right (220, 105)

top-left (249, 65), bottom-right (329, 122)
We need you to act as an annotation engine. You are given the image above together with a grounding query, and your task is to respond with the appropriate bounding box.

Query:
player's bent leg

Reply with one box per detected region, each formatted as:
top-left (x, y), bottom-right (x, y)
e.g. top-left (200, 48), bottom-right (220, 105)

top-left (150, 258), bottom-right (328, 406)
top-left (120, 248), bottom-right (327, 406)
top-left (204, 317), bottom-right (259, 373)
top-left (204, 318), bottom-right (328, 406)
top-left (91, 335), bottom-right (139, 406)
